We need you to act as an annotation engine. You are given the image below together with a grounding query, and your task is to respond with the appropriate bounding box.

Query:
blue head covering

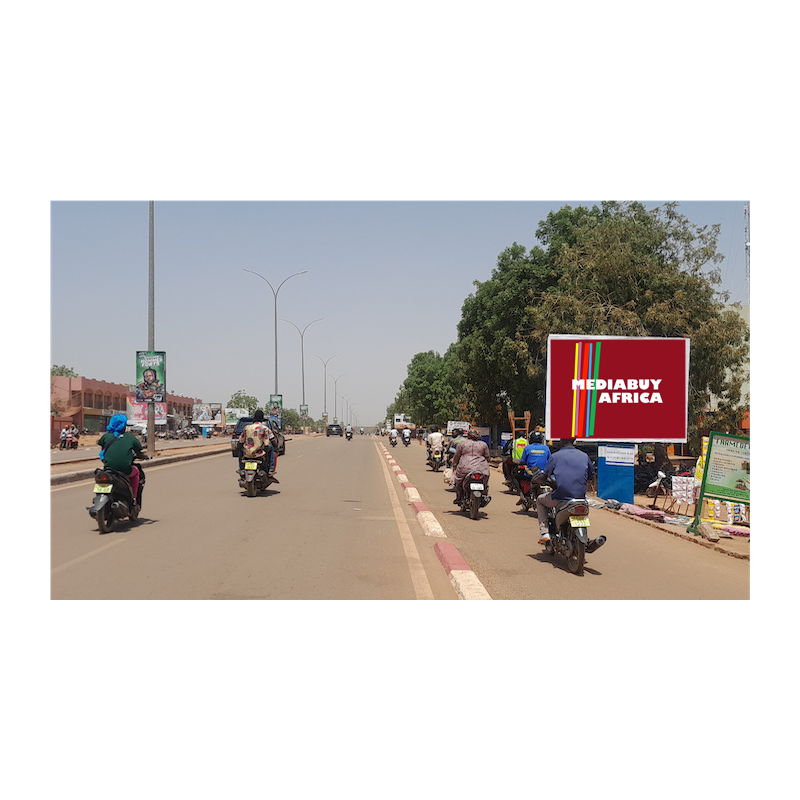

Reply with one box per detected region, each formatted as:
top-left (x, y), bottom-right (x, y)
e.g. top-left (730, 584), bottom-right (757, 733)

top-left (99, 414), bottom-right (128, 461)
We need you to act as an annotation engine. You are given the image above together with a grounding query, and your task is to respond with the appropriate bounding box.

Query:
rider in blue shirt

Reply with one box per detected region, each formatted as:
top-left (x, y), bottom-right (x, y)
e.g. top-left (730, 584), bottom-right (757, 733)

top-left (519, 432), bottom-right (551, 473)
top-left (533, 438), bottom-right (594, 543)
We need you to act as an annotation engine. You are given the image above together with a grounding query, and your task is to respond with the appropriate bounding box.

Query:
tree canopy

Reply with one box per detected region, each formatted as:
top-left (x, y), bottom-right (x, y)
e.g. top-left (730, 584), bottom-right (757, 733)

top-left (227, 390), bottom-right (261, 414)
top-left (51, 365), bottom-right (78, 377)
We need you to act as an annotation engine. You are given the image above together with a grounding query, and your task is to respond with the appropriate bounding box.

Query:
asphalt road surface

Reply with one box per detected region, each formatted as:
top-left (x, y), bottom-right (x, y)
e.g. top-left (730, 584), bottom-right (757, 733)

top-left (51, 434), bottom-right (749, 600)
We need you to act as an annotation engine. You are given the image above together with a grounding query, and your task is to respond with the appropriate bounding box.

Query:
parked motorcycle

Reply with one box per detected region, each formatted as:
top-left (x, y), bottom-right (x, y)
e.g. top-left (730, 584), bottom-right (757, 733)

top-left (88, 455), bottom-right (149, 533)
top-left (238, 453), bottom-right (279, 497)
top-left (427, 445), bottom-right (444, 472)
top-left (456, 471), bottom-right (492, 520)
top-left (539, 486), bottom-right (606, 575)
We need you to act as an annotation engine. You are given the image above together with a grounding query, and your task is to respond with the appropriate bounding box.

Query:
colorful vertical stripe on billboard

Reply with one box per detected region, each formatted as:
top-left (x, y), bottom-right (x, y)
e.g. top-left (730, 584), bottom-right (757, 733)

top-left (571, 341), bottom-right (602, 437)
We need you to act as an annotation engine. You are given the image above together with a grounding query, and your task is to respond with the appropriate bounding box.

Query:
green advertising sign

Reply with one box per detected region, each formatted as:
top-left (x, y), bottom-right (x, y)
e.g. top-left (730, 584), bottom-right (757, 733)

top-left (689, 431), bottom-right (750, 534)
top-left (135, 351), bottom-right (166, 403)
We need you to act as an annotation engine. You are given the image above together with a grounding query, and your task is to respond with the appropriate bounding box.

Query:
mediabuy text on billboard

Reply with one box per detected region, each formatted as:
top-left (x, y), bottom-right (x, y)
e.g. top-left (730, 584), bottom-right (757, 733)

top-left (546, 335), bottom-right (690, 442)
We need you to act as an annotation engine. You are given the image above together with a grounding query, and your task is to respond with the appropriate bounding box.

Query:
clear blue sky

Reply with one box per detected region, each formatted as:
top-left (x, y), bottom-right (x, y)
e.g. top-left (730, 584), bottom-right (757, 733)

top-left (50, 200), bottom-right (748, 426)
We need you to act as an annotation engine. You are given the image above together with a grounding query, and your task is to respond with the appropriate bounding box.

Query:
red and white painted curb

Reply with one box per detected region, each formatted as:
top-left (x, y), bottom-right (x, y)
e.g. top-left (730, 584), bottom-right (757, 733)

top-left (377, 441), bottom-right (492, 600)
top-left (434, 541), bottom-right (492, 601)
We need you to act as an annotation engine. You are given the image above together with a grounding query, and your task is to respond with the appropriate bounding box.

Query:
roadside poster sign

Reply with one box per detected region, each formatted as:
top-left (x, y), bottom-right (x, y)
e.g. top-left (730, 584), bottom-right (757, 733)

top-left (269, 395), bottom-right (283, 427)
top-left (689, 432), bottom-right (750, 534)
top-left (545, 335), bottom-right (690, 442)
top-left (127, 396), bottom-right (167, 424)
top-left (192, 403), bottom-right (222, 425)
top-left (225, 407), bottom-right (250, 425)
top-left (135, 351), bottom-right (166, 403)
top-left (300, 404), bottom-right (308, 421)
top-left (446, 421), bottom-right (471, 434)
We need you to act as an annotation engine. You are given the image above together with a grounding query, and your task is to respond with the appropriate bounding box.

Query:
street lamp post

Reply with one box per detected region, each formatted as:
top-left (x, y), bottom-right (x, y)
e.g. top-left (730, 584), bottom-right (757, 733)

top-left (312, 353), bottom-right (339, 421)
top-left (329, 373), bottom-right (347, 422)
top-left (242, 268), bottom-right (307, 395)
top-left (281, 318), bottom-right (323, 407)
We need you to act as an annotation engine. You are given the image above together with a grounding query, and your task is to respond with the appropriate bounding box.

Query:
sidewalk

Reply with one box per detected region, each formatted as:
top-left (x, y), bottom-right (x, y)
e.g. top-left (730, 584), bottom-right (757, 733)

top-left (488, 463), bottom-right (749, 561)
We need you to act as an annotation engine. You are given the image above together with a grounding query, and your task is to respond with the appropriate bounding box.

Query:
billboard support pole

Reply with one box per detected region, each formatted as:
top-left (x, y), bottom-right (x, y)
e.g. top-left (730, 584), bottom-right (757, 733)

top-left (147, 201), bottom-right (155, 455)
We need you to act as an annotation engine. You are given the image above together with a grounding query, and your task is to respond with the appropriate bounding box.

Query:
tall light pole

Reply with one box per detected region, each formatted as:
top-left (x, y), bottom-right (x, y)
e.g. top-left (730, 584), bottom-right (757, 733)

top-left (312, 353), bottom-right (339, 420)
top-left (242, 268), bottom-right (307, 395)
top-left (329, 373), bottom-right (347, 422)
top-left (342, 395), bottom-right (353, 425)
top-left (147, 201), bottom-right (155, 455)
top-left (281, 317), bottom-right (323, 407)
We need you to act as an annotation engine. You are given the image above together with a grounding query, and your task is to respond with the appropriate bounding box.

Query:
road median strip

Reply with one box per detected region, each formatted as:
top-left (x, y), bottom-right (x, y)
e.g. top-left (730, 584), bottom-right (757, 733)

top-left (51, 444), bottom-right (231, 485)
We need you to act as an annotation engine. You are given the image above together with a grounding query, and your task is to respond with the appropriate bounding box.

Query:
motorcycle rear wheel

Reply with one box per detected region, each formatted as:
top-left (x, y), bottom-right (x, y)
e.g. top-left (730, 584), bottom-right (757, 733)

top-left (97, 503), bottom-right (115, 534)
top-left (566, 537), bottom-right (585, 575)
top-left (469, 495), bottom-right (480, 520)
top-left (246, 479), bottom-right (257, 497)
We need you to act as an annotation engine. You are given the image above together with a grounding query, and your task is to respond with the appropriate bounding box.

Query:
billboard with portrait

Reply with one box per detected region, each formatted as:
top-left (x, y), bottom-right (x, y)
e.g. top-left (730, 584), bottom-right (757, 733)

top-left (135, 351), bottom-right (166, 403)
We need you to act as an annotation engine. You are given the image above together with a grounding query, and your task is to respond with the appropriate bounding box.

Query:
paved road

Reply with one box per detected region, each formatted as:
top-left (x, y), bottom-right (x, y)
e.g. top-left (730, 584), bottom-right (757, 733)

top-left (51, 434), bottom-right (457, 600)
top-left (51, 434), bottom-right (748, 599)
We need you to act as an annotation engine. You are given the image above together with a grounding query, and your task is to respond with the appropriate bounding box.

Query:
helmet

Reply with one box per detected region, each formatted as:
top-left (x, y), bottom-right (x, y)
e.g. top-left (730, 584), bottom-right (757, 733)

top-left (529, 431), bottom-right (543, 444)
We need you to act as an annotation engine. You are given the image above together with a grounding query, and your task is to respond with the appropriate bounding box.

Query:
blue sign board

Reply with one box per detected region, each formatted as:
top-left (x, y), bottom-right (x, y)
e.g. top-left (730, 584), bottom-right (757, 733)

top-left (597, 442), bottom-right (635, 505)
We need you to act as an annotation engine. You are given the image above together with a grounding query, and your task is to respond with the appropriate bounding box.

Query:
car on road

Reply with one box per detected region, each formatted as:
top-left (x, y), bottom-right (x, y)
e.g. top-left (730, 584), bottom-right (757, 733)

top-left (326, 424), bottom-right (343, 437)
top-left (231, 416), bottom-right (286, 457)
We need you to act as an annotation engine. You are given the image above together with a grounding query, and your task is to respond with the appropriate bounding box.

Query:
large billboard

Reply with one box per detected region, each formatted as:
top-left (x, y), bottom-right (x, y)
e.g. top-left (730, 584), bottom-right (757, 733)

top-left (192, 403), bottom-right (223, 425)
top-left (546, 335), bottom-right (690, 442)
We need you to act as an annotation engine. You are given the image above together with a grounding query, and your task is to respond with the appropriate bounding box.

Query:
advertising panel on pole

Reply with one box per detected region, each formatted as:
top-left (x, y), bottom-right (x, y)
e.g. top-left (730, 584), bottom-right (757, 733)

top-left (300, 405), bottom-right (309, 421)
top-left (127, 396), bottom-right (167, 425)
top-left (446, 421), bottom-right (472, 434)
top-left (269, 395), bottom-right (283, 427)
top-left (135, 351), bottom-right (166, 402)
top-left (545, 335), bottom-right (690, 442)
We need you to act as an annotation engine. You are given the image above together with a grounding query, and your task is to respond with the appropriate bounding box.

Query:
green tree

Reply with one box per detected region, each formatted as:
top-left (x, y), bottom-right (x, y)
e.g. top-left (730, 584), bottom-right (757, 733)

top-left (397, 350), bottom-right (463, 429)
top-left (51, 365), bottom-right (78, 377)
top-left (280, 408), bottom-right (302, 430)
top-left (227, 390), bottom-right (260, 414)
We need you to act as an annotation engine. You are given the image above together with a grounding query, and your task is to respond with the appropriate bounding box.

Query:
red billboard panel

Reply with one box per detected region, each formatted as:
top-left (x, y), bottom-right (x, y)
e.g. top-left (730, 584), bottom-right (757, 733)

top-left (546, 335), bottom-right (690, 442)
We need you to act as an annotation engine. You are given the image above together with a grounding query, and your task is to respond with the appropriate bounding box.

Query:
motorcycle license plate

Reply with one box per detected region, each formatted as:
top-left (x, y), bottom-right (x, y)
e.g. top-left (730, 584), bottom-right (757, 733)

top-left (93, 484), bottom-right (112, 493)
top-left (569, 516), bottom-right (590, 527)
top-left (470, 483), bottom-right (485, 491)
top-left (244, 462), bottom-right (258, 470)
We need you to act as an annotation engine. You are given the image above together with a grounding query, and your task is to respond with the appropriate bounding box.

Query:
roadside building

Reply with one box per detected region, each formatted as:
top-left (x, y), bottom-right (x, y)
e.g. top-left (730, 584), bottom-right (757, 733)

top-left (50, 375), bottom-right (200, 446)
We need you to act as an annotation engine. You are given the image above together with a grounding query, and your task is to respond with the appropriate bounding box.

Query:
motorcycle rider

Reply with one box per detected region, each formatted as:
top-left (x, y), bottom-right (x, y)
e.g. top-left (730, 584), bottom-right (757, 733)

top-left (502, 430), bottom-right (529, 485)
top-left (59, 426), bottom-right (69, 449)
top-left (532, 437), bottom-right (594, 544)
top-left (96, 413), bottom-right (151, 510)
top-left (402, 427), bottom-right (411, 445)
top-left (427, 426), bottom-right (444, 462)
top-left (345, 422), bottom-right (353, 437)
top-left (390, 426), bottom-right (399, 444)
top-left (451, 428), bottom-right (490, 505)
top-left (239, 409), bottom-right (277, 475)
top-left (519, 431), bottom-right (551, 474)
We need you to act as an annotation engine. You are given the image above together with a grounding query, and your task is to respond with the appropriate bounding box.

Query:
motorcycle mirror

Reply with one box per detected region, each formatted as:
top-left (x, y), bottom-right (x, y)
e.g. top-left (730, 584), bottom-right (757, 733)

top-left (657, 471), bottom-right (666, 478)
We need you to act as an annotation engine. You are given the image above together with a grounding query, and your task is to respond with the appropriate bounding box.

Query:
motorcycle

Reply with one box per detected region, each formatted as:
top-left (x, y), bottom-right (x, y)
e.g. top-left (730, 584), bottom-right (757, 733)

top-left (88, 455), bottom-right (149, 533)
top-left (456, 471), bottom-right (492, 520)
top-left (238, 452), bottom-right (279, 497)
top-left (508, 464), bottom-right (541, 512)
top-left (346, 429), bottom-right (353, 441)
top-left (427, 445), bottom-right (444, 472)
top-left (402, 435), bottom-right (411, 447)
top-left (539, 485), bottom-right (606, 575)
top-left (390, 436), bottom-right (397, 448)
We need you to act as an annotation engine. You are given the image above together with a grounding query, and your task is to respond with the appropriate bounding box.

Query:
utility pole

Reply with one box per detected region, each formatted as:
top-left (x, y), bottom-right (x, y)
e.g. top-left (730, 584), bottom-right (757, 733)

top-left (147, 201), bottom-right (155, 454)
top-left (744, 201), bottom-right (750, 298)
